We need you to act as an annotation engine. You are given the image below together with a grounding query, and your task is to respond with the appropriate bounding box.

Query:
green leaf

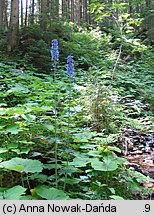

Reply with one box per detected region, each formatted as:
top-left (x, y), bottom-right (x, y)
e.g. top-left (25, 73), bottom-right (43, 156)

top-left (130, 171), bottom-right (153, 183)
top-left (1, 186), bottom-right (26, 200)
top-left (110, 195), bottom-right (124, 200)
top-left (12, 148), bottom-right (30, 155)
top-left (73, 132), bottom-right (94, 143)
top-left (30, 174), bottom-right (48, 183)
top-left (60, 177), bottom-right (81, 185)
top-left (69, 156), bottom-right (90, 167)
top-left (0, 148), bottom-right (8, 154)
top-left (102, 156), bottom-right (118, 171)
top-left (8, 143), bottom-right (18, 149)
top-left (7, 84), bottom-right (29, 94)
top-left (5, 124), bottom-right (23, 134)
top-left (79, 144), bottom-right (97, 149)
top-left (87, 150), bottom-right (101, 157)
top-left (0, 157), bottom-right (43, 173)
top-left (91, 156), bottom-right (118, 171)
top-left (108, 146), bottom-right (121, 153)
top-left (91, 158), bottom-right (105, 171)
top-left (43, 124), bottom-right (54, 131)
top-left (35, 185), bottom-right (69, 200)
top-left (21, 114), bottom-right (36, 122)
top-left (20, 195), bottom-right (38, 200)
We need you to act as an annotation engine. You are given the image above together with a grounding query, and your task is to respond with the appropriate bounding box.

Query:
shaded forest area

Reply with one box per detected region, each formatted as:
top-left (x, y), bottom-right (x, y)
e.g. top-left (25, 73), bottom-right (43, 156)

top-left (0, 0), bottom-right (154, 200)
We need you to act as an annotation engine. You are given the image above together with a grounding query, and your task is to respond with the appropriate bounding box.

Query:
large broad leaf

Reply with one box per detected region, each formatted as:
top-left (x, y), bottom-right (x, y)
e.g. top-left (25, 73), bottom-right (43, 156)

top-left (21, 114), bottom-right (36, 122)
top-left (91, 156), bottom-right (118, 171)
top-left (107, 146), bottom-right (121, 153)
top-left (91, 158), bottom-right (106, 171)
top-left (130, 170), bottom-right (153, 183)
top-left (0, 186), bottom-right (26, 200)
top-left (69, 156), bottom-right (90, 167)
top-left (60, 177), bottom-right (81, 185)
top-left (5, 124), bottom-right (23, 134)
top-left (43, 124), bottom-right (54, 131)
top-left (73, 132), bottom-right (95, 143)
top-left (0, 157), bottom-right (43, 173)
top-left (101, 156), bottom-right (119, 171)
top-left (0, 148), bottom-right (8, 154)
top-left (35, 185), bottom-right (69, 200)
top-left (7, 84), bottom-right (29, 94)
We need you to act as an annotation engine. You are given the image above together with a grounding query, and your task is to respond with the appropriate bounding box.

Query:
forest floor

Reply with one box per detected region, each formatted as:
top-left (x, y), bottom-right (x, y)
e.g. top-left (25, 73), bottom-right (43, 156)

top-left (0, 38), bottom-right (154, 200)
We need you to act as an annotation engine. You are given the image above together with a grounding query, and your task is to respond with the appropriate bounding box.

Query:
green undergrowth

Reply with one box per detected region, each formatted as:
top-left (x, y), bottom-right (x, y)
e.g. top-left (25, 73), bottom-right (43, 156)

top-left (0, 46), bottom-right (153, 200)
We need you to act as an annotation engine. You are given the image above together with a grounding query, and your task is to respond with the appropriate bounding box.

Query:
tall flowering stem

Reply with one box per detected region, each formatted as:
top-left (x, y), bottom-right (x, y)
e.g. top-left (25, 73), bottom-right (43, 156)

top-left (51, 39), bottom-right (59, 187)
top-left (63, 55), bottom-right (74, 191)
top-left (51, 39), bottom-right (59, 80)
top-left (66, 55), bottom-right (74, 79)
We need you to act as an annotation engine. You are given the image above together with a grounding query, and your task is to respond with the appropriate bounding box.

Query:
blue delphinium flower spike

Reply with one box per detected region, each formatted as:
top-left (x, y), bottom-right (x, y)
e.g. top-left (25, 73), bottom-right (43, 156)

top-left (51, 39), bottom-right (59, 64)
top-left (66, 55), bottom-right (74, 78)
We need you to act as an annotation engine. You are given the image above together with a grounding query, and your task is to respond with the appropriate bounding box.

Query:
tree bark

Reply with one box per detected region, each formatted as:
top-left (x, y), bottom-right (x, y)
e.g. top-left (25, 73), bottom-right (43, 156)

top-left (54, 0), bottom-right (59, 19)
top-left (40, 0), bottom-right (48, 29)
top-left (4, 0), bottom-right (8, 28)
top-left (83, 0), bottom-right (87, 23)
top-left (62, 0), bottom-right (66, 17)
top-left (20, 0), bottom-right (23, 27)
top-left (30, 0), bottom-right (35, 24)
top-left (71, 0), bottom-right (74, 22)
top-left (0, 0), bottom-right (5, 29)
top-left (8, 0), bottom-right (19, 51)
top-left (24, 0), bottom-right (28, 27)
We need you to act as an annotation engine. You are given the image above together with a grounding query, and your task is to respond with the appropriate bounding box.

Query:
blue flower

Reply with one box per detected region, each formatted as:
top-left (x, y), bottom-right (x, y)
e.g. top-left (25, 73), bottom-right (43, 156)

top-left (51, 39), bottom-right (59, 63)
top-left (66, 55), bottom-right (74, 78)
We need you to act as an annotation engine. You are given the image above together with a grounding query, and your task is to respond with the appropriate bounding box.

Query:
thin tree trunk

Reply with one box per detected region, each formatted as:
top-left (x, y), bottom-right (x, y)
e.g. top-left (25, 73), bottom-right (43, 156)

top-left (88, 0), bottom-right (91, 24)
top-left (8, 0), bottom-right (19, 51)
top-left (54, 0), bottom-right (59, 19)
top-left (71, 0), bottom-right (74, 22)
top-left (25, 0), bottom-right (28, 27)
top-left (62, 0), bottom-right (66, 17)
top-left (30, 0), bottom-right (35, 24)
top-left (76, 0), bottom-right (80, 24)
top-left (41, 0), bottom-right (48, 29)
top-left (129, 0), bottom-right (132, 17)
top-left (20, 0), bottom-right (23, 27)
top-left (83, 0), bottom-right (87, 23)
top-left (79, 0), bottom-right (82, 21)
top-left (66, 0), bottom-right (70, 20)
top-left (0, 0), bottom-right (5, 29)
top-left (4, 0), bottom-right (8, 28)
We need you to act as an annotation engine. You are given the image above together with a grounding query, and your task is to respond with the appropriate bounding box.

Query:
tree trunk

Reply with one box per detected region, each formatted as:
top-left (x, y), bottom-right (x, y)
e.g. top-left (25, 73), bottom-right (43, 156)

top-left (24, 0), bottom-right (28, 27)
top-left (41, 0), bottom-right (48, 29)
top-left (75, 0), bottom-right (81, 24)
top-left (8, 0), bottom-right (19, 51)
top-left (71, 0), bottom-right (74, 22)
top-left (20, 0), bottom-right (23, 27)
top-left (4, 0), bottom-right (8, 28)
top-left (66, 0), bottom-right (69, 19)
top-left (30, 0), bottom-right (35, 24)
top-left (88, 0), bottom-right (91, 24)
top-left (83, 0), bottom-right (87, 23)
top-left (54, 0), bottom-right (59, 19)
top-left (62, 0), bottom-right (66, 17)
top-left (0, 0), bottom-right (5, 29)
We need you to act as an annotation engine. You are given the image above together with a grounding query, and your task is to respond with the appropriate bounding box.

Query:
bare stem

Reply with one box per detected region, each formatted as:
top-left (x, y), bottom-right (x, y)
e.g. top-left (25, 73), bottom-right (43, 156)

top-left (112, 45), bottom-right (122, 81)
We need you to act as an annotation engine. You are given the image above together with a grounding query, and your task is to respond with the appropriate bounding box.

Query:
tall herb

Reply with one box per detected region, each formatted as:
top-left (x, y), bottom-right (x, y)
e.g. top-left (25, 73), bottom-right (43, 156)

top-left (63, 55), bottom-right (74, 190)
top-left (51, 39), bottom-right (59, 80)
